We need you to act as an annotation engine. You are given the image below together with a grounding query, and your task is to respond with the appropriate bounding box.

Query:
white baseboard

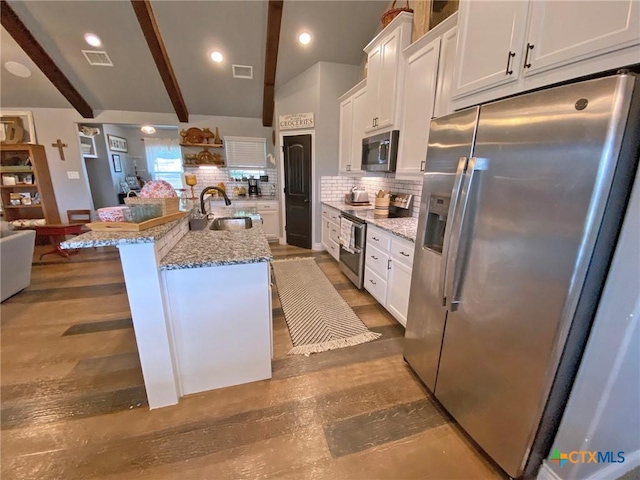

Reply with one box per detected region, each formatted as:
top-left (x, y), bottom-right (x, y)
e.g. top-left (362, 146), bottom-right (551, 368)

top-left (278, 236), bottom-right (286, 245)
top-left (312, 242), bottom-right (324, 251)
top-left (537, 450), bottom-right (640, 480)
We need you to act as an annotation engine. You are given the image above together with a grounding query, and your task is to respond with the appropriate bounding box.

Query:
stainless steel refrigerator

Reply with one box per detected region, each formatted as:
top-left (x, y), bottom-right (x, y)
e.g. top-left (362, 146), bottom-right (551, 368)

top-left (404, 72), bottom-right (640, 478)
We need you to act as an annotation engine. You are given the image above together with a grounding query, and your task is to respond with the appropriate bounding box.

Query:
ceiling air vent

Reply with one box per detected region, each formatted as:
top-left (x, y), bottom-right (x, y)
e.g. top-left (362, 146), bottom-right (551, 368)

top-left (232, 64), bottom-right (253, 79)
top-left (82, 50), bottom-right (113, 67)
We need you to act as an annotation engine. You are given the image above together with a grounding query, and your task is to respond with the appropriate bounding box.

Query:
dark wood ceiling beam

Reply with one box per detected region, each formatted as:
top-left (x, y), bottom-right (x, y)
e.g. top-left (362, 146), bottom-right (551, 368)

top-left (131, 0), bottom-right (188, 123)
top-left (0, 0), bottom-right (94, 118)
top-left (263, 0), bottom-right (284, 127)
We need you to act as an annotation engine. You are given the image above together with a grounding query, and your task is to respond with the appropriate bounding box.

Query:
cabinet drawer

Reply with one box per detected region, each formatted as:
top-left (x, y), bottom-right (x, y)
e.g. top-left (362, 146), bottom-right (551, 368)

top-left (322, 206), bottom-right (340, 223)
top-left (364, 267), bottom-right (387, 305)
top-left (257, 203), bottom-right (278, 211)
top-left (329, 222), bottom-right (341, 244)
top-left (390, 237), bottom-right (415, 267)
top-left (367, 226), bottom-right (391, 251)
top-left (365, 243), bottom-right (389, 280)
top-left (326, 238), bottom-right (340, 261)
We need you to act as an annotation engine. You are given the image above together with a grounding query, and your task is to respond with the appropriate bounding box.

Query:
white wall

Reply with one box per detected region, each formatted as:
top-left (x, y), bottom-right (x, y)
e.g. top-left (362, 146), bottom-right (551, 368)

top-left (274, 62), bottom-right (360, 245)
top-left (538, 169), bottom-right (640, 480)
top-left (20, 108), bottom-right (273, 222)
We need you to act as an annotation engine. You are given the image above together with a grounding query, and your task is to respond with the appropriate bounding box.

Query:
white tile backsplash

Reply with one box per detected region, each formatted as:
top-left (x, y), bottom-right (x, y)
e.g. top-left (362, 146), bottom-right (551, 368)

top-left (185, 167), bottom-right (279, 200)
top-left (321, 174), bottom-right (423, 217)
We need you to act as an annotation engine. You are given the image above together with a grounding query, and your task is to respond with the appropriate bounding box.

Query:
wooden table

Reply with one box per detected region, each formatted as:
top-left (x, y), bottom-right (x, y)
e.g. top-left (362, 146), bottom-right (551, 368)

top-left (35, 224), bottom-right (85, 260)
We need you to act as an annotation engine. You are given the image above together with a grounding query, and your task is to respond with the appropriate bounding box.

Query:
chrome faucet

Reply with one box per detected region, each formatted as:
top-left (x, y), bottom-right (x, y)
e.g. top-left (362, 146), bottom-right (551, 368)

top-left (200, 186), bottom-right (232, 215)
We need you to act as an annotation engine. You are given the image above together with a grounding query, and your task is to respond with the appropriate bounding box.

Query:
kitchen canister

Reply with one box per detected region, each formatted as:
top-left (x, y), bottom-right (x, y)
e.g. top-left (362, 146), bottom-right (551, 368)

top-left (374, 196), bottom-right (390, 217)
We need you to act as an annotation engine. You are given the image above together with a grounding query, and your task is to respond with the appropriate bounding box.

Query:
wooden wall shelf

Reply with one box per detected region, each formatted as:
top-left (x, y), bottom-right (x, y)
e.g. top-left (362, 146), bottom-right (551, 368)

top-left (0, 144), bottom-right (61, 223)
top-left (179, 143), bottom-right (224, 148)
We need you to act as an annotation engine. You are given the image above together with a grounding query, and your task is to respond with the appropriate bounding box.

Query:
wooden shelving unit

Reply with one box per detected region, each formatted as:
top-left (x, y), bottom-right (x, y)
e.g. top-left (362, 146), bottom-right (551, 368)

top-left (0, 144), bottom-right (61, 223)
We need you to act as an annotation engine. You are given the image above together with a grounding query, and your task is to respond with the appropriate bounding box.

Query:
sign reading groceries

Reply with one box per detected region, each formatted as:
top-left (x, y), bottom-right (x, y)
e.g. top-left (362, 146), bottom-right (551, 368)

top-left (279, 113), bottom-right (314, 130)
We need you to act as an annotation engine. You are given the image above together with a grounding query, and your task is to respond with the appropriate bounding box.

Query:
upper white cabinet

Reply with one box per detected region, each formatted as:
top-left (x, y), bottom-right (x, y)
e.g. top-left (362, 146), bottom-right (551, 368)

top-left (338, 80), bottom-right (366, 175)
top-left (396, 14), bottom-right (458, 180)
top-left (452, 2), bottom-right (529, 99)
top-left (524, 0), bottom-right (640, 76)
top-left (363, 12), bottom-right (413, 134)
top-left (452, 0), bottom-right (640, 109)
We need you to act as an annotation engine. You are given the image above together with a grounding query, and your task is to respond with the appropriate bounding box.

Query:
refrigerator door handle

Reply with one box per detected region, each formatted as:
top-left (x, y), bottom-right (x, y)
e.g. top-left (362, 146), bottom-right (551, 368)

top-left (445, 156), bottom-right (488, 311)
top-left (439, 156), bottom-right (469, 306)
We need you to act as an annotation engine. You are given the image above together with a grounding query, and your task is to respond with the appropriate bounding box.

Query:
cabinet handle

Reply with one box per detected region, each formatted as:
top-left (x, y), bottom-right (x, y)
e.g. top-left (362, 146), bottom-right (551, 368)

top-left (372, 117), bottom-right (376, 127)
top-left (523, 43), bottom-right (534, 69)
top-left (372, 236), bottom-right (379, 241)
top-left (505, 51), bottom-right (516, 75)
top-left (369, 279), bottom-right (377, 285)
top-left (420, 160), bottom-right (426, 172)
top-left (400, 251), bottom-right (410, 257)
top-left (371, 255), bottom-right (378, 260)
top-left (346, 164), bottom-right (351, 172)
top-left (388, 259), bottom-right (392, 270)
top-left (327, 221), bottom-right (329, 227)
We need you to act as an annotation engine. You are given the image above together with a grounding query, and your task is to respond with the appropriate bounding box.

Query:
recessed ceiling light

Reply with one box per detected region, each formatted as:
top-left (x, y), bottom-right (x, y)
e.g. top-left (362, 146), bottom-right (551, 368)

top-left (298, 32), bottom-right (312, 45)
top-left (84, 33), bottom-right (102, 47)
top-left (141, 125), bottom-right (156, 134)
top-left (210, 51), bottom-right (224, 63)
top-left (4, 61), bottom-right (31, 78)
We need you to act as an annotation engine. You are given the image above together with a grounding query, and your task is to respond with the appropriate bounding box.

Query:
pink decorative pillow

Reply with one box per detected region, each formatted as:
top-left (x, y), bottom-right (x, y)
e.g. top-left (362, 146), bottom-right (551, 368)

top-left (139, 180), bottom-right (177, 198)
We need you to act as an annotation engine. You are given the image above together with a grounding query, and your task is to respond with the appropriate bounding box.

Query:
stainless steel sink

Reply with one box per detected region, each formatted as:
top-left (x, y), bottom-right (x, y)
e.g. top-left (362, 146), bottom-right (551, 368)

top-left (209, 216), bottom-right (253, 231)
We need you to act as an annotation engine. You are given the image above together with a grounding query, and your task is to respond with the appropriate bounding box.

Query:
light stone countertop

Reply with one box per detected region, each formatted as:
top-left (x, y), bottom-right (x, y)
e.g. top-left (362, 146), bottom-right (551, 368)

top-left (60, 217), bottom-right (186, 249)
top-left (322, 200), bottom-right (418, 243)
top-left (159, 222), bottom-right (272, 270)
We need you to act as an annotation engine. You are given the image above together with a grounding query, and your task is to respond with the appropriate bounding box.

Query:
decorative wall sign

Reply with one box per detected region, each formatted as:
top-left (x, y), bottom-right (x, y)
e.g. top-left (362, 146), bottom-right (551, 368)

top-left (112, 154), bottom-right (122, 172)
top-left (279, 112), bottom-right (314, 130)
top-left (108, 134), bottom-right (128, 152)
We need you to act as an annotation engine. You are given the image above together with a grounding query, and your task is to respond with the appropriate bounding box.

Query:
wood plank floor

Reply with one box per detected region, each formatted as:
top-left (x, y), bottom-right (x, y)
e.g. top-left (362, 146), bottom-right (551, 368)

top-left (1, 243), bottom-right (505, 479)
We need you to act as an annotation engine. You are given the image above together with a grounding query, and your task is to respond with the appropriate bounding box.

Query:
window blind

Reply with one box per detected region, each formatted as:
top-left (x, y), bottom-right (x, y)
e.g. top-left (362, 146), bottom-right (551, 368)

top-left (224, 136), bottom-right (267, 168)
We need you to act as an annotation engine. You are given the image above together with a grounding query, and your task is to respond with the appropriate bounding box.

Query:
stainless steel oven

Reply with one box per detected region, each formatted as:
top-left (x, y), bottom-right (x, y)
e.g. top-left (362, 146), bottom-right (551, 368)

top-left (338, 213), bottom-right (367, 289)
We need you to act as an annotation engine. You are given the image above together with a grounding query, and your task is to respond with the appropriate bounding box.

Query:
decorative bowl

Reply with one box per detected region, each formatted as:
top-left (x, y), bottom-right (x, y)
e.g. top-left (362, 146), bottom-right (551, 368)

top-left (97, 206), bottom-right (129, 222)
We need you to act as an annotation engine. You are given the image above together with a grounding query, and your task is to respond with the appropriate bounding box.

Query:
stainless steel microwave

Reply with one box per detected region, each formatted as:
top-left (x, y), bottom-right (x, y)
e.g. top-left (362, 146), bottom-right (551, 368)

top-left (361, 130), bottom-right (399, 172)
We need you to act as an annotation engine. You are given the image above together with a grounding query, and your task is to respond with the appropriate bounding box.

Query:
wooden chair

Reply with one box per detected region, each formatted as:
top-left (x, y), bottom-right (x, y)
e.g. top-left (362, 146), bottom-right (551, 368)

top-left (67, 209), bottom-right (91, 225)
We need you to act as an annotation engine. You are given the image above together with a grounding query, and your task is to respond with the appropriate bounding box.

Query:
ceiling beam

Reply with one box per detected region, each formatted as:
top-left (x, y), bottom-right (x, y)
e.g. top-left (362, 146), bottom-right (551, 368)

top-left (0, 0), bottom-right (94, 118)
top-left (262, 0), bottom-right (284, 127)
top-left (131, 0), bottom-right (188, 123)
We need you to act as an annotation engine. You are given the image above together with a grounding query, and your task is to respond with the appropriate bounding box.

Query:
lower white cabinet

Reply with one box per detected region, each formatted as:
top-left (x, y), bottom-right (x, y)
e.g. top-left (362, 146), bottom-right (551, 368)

top-left (364, 224), bottom-right (415, 326)
top-left (321, 205), bottom-right (340, 261)
top-left (257, 202), bottom-right (279, 240)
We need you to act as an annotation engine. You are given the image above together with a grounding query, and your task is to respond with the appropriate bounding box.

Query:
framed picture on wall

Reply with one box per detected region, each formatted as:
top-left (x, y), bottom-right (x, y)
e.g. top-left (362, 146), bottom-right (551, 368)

top-left (0, 110), bottom-right (36, 144)
top-left (107, 134), bottom-right (128, 152)
top-left (112, 154), bottom-right (122, 173)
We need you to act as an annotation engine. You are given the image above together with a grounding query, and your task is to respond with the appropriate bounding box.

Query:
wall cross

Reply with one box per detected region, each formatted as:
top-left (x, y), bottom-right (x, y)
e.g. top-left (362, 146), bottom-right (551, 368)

top-left (51, 139), bottom-right (68, 161)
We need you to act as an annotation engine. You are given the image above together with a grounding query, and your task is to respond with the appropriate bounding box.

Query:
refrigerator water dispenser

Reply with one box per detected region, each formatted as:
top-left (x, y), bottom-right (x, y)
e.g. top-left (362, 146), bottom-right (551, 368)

top-left (424, 195), bottom-right (450, 253)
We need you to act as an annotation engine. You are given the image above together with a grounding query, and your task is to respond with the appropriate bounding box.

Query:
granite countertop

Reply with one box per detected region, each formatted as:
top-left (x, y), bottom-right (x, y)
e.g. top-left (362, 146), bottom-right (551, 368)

top-left (159, 222), bottom-right (272, 270)
top-left (322, 200), bottom-right (418, 243)
top-left (61, 217), bottom-right (186, 249)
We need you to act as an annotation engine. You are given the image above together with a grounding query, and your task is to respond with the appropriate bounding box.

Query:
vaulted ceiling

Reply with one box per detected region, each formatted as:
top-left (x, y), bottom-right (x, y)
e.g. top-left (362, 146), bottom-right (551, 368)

top-left (0, 0), bottom-right (388, 124)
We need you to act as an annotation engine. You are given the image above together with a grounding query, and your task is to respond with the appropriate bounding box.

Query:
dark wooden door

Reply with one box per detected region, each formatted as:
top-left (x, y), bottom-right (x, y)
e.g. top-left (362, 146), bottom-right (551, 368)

top-left (283, 134), bottom-right (312, 249)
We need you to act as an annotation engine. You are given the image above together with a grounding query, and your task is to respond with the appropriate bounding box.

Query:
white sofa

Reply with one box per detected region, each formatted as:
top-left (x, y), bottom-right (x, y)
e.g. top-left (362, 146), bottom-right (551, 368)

top-left (1, 225), bottom-right (36, 302)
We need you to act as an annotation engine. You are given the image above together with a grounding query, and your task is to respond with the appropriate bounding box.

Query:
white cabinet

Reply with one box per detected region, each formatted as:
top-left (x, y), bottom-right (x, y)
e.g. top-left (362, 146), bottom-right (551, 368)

top-left (387, 257), bottom-right (412, 327)
top-left (363, 12), bottom-right (413, 134)
top-left (452, 0), bottom-right (640, 110)
top-left (338, 80), bottom-right (366, 175)
top-left (453, 1), bottom-right (529, 99)
top-left (525, 0), bottom-right (640, 76)
top-left (321, 205), bottom-right (340, 261)
top-left (364, 224), bottom-right (415, 326)
top-left (256, 201), bottom-right (279, 240)
top-left (396, 15), bottom-right (457, 180)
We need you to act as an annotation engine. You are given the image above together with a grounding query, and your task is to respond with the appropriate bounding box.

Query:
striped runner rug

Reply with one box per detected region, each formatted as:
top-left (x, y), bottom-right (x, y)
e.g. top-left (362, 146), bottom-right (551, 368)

top-left (272, 257), bottom-right (381, 355)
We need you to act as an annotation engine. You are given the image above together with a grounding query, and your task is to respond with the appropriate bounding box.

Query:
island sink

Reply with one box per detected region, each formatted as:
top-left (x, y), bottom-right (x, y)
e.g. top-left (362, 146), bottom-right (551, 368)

top-left (209, 216), bottom-right (253, 231)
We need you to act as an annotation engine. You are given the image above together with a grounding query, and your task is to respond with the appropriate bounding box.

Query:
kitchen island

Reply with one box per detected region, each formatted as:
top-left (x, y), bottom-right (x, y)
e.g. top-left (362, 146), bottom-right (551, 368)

top-left (62, 211), bottom-right (273, 409)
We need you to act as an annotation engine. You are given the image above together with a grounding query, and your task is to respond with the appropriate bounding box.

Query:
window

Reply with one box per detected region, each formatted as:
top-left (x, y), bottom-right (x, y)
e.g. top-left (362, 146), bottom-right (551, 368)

top-left (143, 138), bottom-right (182, 189)
top-left (225, 136), bottom-right (267, 168)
